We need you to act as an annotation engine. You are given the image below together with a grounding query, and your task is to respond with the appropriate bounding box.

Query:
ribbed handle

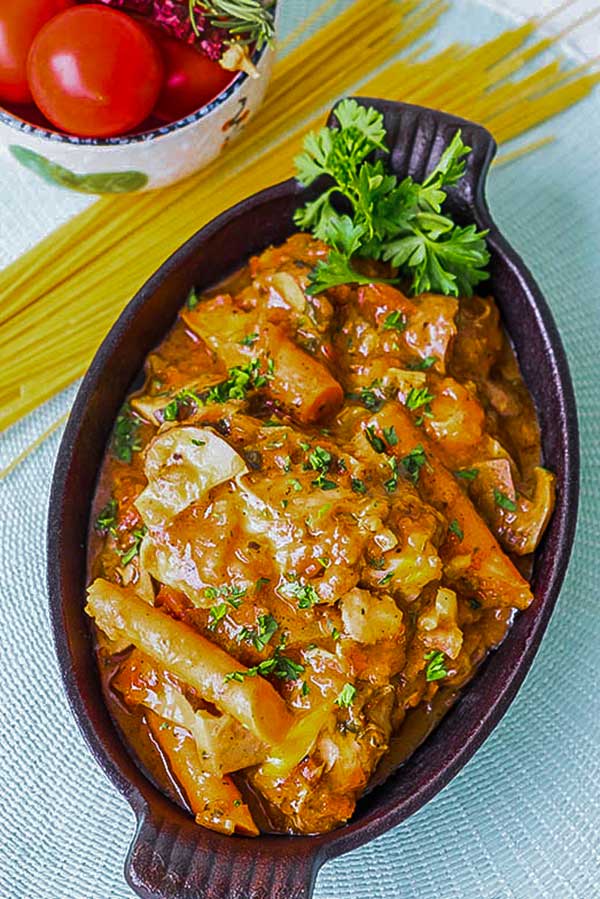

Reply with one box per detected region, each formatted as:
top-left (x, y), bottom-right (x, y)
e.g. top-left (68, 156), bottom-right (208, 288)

top-left (328, 97), bottom-right (497, 223)
top-left (125, 806), bottom-right (322, 899)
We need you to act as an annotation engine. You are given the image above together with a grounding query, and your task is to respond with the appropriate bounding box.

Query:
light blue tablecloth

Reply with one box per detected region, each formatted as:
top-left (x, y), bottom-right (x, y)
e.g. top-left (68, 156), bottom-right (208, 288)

top-left (1, 2), bottom-right (599, 897)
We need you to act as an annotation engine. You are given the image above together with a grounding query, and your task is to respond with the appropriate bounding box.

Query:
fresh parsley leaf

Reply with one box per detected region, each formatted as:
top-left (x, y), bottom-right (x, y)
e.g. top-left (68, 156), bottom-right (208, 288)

top-left (293, 99), bottom-right (489, 298)
top-left (335, 682), bottom-right (357, 708)
top-left (240, 332), bottom-right (259, 347)
top-left (383, 425), bottom-right (398, 446)
top-left (424, 650), bottom-right (448, 682)
top-left (307, 249), bottom-right (375, 296)
top-left (494, 489), bottom-right (517, 512)
top-left (225, 650), bottom-right (304, 683)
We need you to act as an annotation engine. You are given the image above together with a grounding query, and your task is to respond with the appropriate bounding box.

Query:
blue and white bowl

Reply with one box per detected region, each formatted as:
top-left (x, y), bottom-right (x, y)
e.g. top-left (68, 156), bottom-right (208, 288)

top-left (0, 21), bottom-right (276, 195)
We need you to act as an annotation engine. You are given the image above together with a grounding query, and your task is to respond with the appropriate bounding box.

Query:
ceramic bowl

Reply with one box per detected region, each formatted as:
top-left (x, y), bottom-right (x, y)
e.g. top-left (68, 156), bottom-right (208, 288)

top-left (0, 15), bottom-right (276, 195)
top-left (47, 98), bottom-right (579, 898)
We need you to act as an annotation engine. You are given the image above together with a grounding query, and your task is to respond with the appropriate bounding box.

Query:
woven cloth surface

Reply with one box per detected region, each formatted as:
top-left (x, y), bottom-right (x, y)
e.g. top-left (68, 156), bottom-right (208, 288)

top-left (1, 2), bottom-right (599, 897)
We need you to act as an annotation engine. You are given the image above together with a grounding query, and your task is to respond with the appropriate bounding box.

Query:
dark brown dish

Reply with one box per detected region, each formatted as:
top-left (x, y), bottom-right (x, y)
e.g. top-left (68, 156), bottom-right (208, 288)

top-left (48, 98), bottom-right (579, 899)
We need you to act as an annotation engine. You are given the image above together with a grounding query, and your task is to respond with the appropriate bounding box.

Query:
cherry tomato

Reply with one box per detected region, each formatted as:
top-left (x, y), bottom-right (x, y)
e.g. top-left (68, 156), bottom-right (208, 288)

top-left (0, 0), bottom-right (74, 104)
top-left (148, 27), bottom-right (235, 124)
top-left (27, 5), bottom-right (163, 138)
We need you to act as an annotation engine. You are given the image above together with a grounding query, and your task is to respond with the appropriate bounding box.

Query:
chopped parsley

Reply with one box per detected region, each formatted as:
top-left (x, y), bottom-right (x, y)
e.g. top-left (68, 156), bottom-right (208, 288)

top-left (94, 498), bottom-right (117, 535)
top-left (186, 287), bottom-right (199, 309)
top-left (240, 332), bottom-right (259, 347)
top-left (455, 468), bottom-right (479, 481)
top-left (400, 443), bottom-right (427, 484)
top-left (208, 602), bottom-right (229, 630)
top-left (204, 584), bottom-right (247, 608)
top-left (379, 571), bottom-right (394, 586)
top-left (494, 489), bottom-right (517, 512)
top-left (284, 580), bottom-right (320, 609)
top-left (409, 356), bottom-right (436, 371)
top-left (206, 358), bottom-right (273, 404)
top-left (331, 625), bottom-right (341, 641)
top-left (382, 309), bottom-right (407, 332)
top-left (112, 404), bottom-right (142, 463)
top-left (351, 477), bottom-right (367, 494)
top-left (255, 577), bottom-right (271, 592)
top-left (384, 455), bottom-right (399, 493)
top-left (225, 649), bottom-right (304, 683)
top-left (448, 518), bottom-right (464, 540)
top-left (383, 425), bottom-right (398, 446)
top-left (120, 526), bottom-right (146, 565)
top-left (307, 445), bottom-right (337, 490)
top-left (364, 424), bottom-right (386, 453)
top-left (238, 614), bottom-right (278, 652)
top-left (335, 683), bottom-right (357, 708)
top-left (289, 478), bottom-right (303, 492)
top-left (405, 386), bottom-right (435, 412)
top-left (301, 680), bottom-right (310, 696)
top-left (424, 650), bottom-right (448, 682)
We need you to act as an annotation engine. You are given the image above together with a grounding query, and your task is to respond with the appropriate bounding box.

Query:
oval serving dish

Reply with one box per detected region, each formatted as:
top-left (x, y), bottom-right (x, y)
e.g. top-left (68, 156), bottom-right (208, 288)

top-left (48, 98), bottom-right (579, 899)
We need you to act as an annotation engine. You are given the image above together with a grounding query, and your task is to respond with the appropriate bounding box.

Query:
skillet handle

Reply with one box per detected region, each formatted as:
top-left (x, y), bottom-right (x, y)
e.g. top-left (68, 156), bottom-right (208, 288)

top-left (125, 806), bottom-right (322, 899)
top-left (330, 97), bottom-right (497, 221)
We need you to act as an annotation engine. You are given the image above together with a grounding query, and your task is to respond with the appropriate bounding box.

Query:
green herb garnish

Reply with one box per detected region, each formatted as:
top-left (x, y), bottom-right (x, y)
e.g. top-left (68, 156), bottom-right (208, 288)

top-left (400, 443), bottom-right (427, 484)
top-left (225, 648), bottom-right (304, 683)
top-left (455, 468), bottom-right (479, 481)
top-left (238, 613), bottom-right (278, 652)
top-left (240, 332), bottom-right (259, 347)
top-left (112, 404), bottom-right (142, 463)
top-left (383, 310), bottom-right (407, 331)
top-left (448, 518), bottom-right (464, 540)
top-left (409, 356), bottom-right (436, 371)
top-left (204, 584), bottom-right (247, 608)
top-left (284, 580), bottom-right (320, 609)
top-left (335, 683), bottom-right (357, 708)
top-left (95, 498), bottom-right (117, 535)
top-left (351, 477), bottom-right (368, 494)
top-left (120, 527), bottom-right (146, 565)
top-left (494, 489), bottom-right (517, 512)
top-left (294, 98), bottom-right (490, 297)
top-left (206, 357), bottom-right (272, 404)
top-left (424, 650), bottom-right (448, 682)
top-left (405, 386), bottom-right (435, 412)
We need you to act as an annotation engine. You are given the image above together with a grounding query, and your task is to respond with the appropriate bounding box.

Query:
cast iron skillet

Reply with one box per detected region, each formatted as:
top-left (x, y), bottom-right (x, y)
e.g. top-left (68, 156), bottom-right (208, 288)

top-left (47, 98), bottom-right (579, 899)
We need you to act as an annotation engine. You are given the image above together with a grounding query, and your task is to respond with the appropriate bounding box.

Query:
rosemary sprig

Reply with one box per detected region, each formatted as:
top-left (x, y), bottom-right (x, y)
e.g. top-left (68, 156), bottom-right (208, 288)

top-left (190, 0), bottom-right (275, 50)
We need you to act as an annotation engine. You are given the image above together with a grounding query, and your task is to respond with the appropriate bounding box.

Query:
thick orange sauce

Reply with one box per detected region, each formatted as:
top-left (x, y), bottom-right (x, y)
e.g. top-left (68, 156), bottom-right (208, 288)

top-left (87, 233), bottom-right (554, 835)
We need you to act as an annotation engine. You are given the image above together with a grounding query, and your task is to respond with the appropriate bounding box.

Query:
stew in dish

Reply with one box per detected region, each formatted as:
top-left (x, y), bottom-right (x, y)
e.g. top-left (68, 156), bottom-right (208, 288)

top-left (86, 231), bottom-right (555, 836)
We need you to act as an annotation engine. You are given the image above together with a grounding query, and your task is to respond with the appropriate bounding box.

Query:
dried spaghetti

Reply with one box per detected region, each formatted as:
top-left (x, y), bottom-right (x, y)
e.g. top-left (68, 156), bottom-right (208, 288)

top-left (0, 0), bottom-right (598, 432)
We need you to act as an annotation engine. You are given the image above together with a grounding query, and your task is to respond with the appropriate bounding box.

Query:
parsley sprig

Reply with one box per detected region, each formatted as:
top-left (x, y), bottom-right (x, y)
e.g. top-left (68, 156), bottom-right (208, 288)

top-left (294, 99), bottom-right (490, 298)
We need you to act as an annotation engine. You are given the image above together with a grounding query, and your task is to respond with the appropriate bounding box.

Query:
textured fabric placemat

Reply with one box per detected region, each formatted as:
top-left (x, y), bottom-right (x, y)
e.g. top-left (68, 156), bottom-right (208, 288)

top-left (1, 2), bottom-right (599, 897)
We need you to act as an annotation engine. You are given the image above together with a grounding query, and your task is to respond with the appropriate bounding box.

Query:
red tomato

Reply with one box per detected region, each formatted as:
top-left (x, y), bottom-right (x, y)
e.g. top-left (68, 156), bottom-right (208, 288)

top-left (149, 27), bottom-right (235, 124)
top-left (0, 0), bottom-right (74, 104)
top-left (27, 5), bottom-right (163, 138)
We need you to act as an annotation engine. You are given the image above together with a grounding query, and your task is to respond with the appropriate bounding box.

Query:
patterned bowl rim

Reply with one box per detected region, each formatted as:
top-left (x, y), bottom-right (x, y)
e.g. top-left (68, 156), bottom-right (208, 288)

top-left (0, 12), bottom-right (274, 148)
